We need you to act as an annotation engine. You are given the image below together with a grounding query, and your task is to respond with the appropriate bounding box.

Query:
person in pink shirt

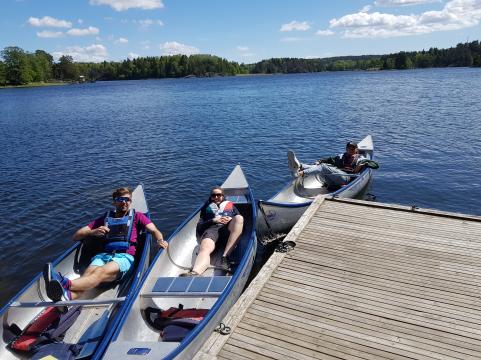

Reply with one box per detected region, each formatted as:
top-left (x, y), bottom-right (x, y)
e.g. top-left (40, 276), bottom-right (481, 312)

top-left (43, 187), bottom-right (167, 301)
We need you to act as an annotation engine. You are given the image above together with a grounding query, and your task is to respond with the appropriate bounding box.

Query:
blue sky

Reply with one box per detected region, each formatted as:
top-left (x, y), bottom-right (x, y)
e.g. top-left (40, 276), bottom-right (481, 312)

top-left (2, 0), bottom-right (481, 63)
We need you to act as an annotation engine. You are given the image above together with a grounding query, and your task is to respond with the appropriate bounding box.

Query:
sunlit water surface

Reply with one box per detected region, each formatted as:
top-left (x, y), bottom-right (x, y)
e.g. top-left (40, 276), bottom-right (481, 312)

top-left (1, 68), bottom-right (480, 306)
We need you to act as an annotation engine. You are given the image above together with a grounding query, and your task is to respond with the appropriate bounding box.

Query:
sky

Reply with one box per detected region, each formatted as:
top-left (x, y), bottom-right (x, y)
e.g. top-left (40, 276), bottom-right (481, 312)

top-left (2, 0), bottom-right (481, 63)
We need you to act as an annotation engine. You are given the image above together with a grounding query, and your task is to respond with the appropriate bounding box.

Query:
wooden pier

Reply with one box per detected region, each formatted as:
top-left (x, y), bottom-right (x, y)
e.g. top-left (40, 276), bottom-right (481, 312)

top-left (195, 197), bottom-right (481, 360)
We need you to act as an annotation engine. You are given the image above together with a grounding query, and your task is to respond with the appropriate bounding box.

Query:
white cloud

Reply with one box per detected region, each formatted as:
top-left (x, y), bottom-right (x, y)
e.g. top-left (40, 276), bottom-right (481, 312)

top-left (28, 16), bottom-right (72, 28)
top-left (361, 5), bottom-right (372, 12)
top-left (136, 19), bottom-right (164, 28)
top-left (128, 52), bottom-right (140, 59)
top-left (160, 41), bottom-right (199, 56)
top-left (280, 20), bottom-right (311, 32)
top-left (375, 0), bottom-right (440, 6)
top-left (116, 37), bottom-right (129, 44)
top-left (90, 0), bottom-right (164, 11)
top-left (316, 29), bottom-right (335, 36)
top-left (37, 30), bottom-right (64, 38)
top-left (280, 37), bottom-right (303, 42)
top-left (66, 26), bottom-right (100, 36)
top-left (329, 0), bottom-right (481, 38)
top-left (78, 19), bottom-right (84, 24)
top-left (53, 44), bottom-right (108, 62)
top-left (237, 46), bottom-right (249, 52)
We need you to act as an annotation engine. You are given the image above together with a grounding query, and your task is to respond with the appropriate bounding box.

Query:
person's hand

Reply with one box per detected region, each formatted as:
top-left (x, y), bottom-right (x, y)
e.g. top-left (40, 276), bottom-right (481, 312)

top-left (353, 163), bottom-right (365, 173)
top-left (157, 238), bottom-right (168, 249)
top-left (298, 170), bottom-right (305, 177)
top-left (213, 216), bottom-right (232, 225)
top-left (219, 216), bottom-right (231, 224)
top-left (91, 226), bottom-right (109, 237)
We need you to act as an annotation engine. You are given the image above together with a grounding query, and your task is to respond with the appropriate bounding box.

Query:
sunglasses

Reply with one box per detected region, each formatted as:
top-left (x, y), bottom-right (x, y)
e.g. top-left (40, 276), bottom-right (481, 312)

top-left (114, 196), bottom-right (132, 203)
top-left (211, 193), bottom-right (224, 197)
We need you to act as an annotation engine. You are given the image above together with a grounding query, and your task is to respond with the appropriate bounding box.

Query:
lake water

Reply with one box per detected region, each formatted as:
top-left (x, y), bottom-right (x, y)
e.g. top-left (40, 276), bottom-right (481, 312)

top-left (1, 68), bottom-right (480, 306)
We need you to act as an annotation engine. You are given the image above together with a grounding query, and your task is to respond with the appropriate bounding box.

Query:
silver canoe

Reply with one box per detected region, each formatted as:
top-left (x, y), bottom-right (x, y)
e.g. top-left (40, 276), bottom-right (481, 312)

top-left (257, 135), bottom-right (375, 237)
top-left (0, 184), bottom-right (152, 360)
top-left (100, 165), bottom-right (257, 360)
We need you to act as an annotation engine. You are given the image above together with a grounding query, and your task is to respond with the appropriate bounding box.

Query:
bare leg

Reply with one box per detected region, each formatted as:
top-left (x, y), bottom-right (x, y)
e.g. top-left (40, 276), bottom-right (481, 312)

top-left (192, 238), bottom-right (216, 275)
top-left (223, 215), bottom-right (244, 257)
top-left (69, 262), bottom-right (120, 298)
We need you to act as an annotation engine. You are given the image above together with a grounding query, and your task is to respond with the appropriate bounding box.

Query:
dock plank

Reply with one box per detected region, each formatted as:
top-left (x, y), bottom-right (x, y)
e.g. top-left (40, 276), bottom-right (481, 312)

top-left (256, 288), bottom-right (481, 355)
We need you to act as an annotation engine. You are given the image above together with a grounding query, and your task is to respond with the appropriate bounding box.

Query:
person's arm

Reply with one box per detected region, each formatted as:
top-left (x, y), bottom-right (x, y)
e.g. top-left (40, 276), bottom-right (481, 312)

top-left (72, 218), bottom-right (109, 242)
top-left (198, 203), bottom-right (223, 229)
top-left (352, 155), bottom-right (367, 173)
top-left (316, 156), bottom-right (336, 166)
top-left (145, 223), bottom-right (168, 249)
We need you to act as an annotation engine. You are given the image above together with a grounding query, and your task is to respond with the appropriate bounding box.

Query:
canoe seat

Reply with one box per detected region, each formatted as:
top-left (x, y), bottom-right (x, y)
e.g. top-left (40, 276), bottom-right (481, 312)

top-left (142, 276), bottom-right (231, 298)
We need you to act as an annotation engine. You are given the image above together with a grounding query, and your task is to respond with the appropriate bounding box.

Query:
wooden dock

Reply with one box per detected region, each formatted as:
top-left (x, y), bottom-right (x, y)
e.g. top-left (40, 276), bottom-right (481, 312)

top-left (195, 197), bottom-right (481, 360)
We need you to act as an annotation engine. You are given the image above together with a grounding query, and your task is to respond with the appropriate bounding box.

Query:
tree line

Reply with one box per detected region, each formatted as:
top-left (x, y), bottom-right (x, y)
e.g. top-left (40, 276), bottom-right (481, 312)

top-left (1, 41), bottom-right (481, 86)
top-left (252, 41), bottom-right (481, 73)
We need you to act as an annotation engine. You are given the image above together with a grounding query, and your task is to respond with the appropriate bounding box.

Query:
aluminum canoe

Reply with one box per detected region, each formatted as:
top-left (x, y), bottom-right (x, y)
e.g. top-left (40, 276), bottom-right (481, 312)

top-left (0, 184), bottom-right (152, 360)
top-left (99, 165), bottom-right (257, 360)
top-left (257, 135), bottom-right (374, 237)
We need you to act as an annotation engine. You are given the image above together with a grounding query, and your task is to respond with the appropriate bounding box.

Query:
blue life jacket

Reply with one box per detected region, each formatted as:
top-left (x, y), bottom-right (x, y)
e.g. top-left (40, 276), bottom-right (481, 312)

top-left (104, 209), bottom-right (135, 252)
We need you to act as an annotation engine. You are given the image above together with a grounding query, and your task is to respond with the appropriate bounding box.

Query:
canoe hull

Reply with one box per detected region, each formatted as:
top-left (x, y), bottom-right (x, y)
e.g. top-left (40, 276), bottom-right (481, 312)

top-left (100, 165), bottom-right (257, 360)
top-left (0, 185), bottom-right (151, 360)
top-left (257, 135), bottom-right (374, 238)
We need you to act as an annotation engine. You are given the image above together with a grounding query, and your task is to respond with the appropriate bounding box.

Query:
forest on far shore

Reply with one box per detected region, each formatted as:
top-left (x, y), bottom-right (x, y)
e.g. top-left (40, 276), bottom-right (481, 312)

top-left (1, 40), bottom-right (480, 86)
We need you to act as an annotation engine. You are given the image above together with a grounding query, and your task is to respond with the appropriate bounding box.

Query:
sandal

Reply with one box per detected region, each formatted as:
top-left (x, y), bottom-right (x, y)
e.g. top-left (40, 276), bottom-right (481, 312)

top-left (179, 270), bottom-right (200, 277)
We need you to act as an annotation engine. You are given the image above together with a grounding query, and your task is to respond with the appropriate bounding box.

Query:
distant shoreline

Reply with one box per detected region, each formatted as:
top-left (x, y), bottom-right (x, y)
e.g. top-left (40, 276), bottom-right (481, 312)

top-left (2, 66), bottom-right (480, 89)
top-left (0, 81), bottom-right (67, 89)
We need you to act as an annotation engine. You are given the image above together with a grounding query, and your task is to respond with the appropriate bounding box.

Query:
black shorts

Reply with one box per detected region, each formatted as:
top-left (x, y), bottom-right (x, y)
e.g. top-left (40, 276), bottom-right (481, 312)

top-left (201, 224), bottom-right (230, 243)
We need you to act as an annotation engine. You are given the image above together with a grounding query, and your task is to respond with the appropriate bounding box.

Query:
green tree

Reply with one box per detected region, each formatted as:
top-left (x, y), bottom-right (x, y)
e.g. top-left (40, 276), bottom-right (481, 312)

top-left (0, 61), bottom-right (6, 85)
top-left (1, 46), bottom-right (33, 85)
top-left (32, 50), bottom-right (54, 81)
top-left (394, 52), bottom-right (413, 69)
top-left (56, 55), bottom-right (78, 80)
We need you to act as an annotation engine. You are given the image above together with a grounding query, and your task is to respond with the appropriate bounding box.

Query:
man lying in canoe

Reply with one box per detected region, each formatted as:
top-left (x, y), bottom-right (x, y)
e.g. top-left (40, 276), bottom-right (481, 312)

top-left (181, 186), bottom-right (244, 277)
top-left (288, 141), bottom-right (368, 188)
top-left (43, 187), bottom-right (168, 301)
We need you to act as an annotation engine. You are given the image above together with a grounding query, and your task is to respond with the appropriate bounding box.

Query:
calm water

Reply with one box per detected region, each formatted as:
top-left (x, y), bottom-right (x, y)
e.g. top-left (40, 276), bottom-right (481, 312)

top-left (1, 68), bottom-right (481, 306)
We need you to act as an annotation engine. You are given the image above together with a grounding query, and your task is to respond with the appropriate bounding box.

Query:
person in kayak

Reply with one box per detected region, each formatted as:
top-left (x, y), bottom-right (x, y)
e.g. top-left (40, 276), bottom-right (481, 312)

top-left (43, 187), bottom-right (168, 301)
top-left (288, 141), bottom-right (367, 188)
top-left (181, 186), bottom-right (244, 276)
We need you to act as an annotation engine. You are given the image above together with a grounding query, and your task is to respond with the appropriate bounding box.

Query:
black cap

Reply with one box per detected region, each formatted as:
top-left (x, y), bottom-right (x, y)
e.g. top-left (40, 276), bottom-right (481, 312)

top-left (346, 141), bottom-right (358, 148)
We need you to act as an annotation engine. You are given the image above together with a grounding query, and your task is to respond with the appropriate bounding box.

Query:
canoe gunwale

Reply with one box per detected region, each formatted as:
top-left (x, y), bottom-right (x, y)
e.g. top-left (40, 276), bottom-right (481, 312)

top-left (0, 241), bottom-right (79, 315)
